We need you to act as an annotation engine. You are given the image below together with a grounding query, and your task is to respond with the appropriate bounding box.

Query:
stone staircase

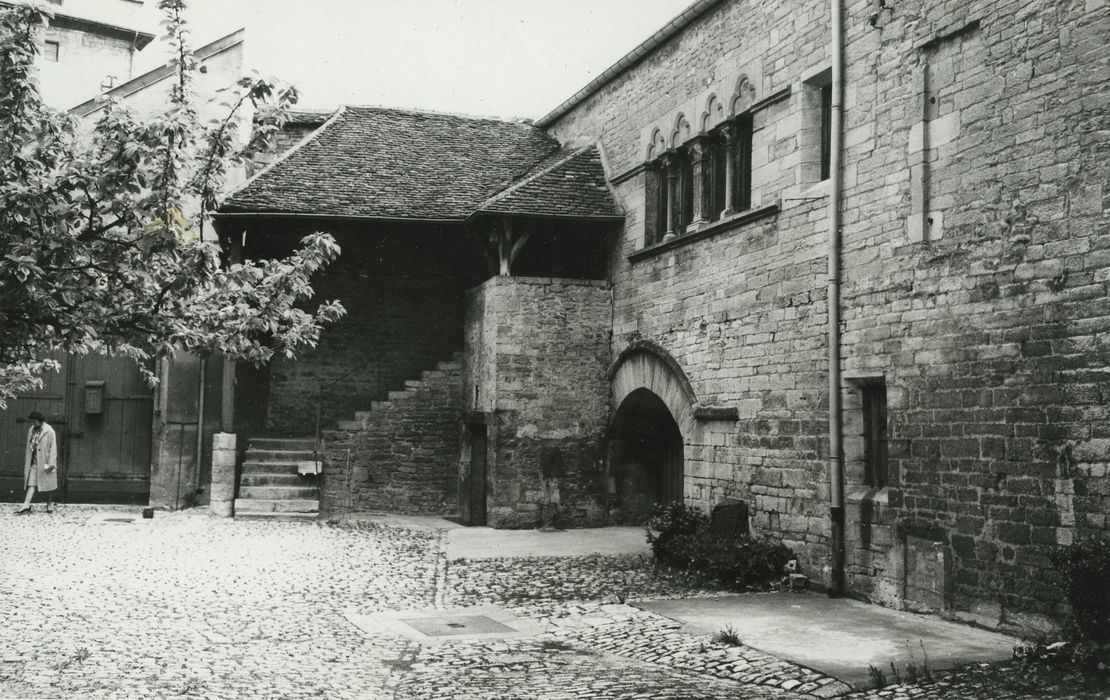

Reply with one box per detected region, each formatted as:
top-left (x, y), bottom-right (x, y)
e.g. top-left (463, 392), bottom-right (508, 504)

top-left (234, 437), bottom-right (320, 520)
top-left (334, 352), bottom-right (464, 432)
top-left (322, 353), bottom-right (464, 514)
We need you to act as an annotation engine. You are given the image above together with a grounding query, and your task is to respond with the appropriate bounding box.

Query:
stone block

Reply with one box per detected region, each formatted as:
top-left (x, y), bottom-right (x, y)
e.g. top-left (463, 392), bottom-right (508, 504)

top-left (212, 433), bottom-right (237, 451)
top-left (211, 499), bottom-right (233, 518)
top-left (210, 483), bottom-right (235, 502)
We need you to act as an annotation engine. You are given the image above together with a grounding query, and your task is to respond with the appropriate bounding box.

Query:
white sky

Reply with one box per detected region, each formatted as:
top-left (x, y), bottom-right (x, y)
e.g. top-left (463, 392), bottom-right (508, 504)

top-left (86, 0), bottom-right (696, 121)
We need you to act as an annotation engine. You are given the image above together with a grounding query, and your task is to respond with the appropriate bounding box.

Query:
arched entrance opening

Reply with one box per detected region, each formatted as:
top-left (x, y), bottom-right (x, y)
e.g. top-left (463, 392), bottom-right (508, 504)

top-left (609, 388), bottom-right (684, 521)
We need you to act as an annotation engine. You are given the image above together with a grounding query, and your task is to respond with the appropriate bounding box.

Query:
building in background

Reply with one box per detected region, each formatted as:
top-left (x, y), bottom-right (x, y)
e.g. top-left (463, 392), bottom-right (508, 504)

top-left (0, 0), bottom-right (246, 508)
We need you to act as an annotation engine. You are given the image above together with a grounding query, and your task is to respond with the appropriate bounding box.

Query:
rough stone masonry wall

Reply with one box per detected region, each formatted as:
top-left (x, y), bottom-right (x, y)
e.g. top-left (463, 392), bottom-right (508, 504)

top-left (546, 0), bottom-right (835, 576)
top-left (546, 0), bottom-right (1109, 630)
top-left (463, 277), bottom-right (613, 528)
top-left (319, 357), bottom-right (462, 517)
top-left (834, 0), bottom-right (1110, 629)
top-left (252, 224), bottom-right (479, 435)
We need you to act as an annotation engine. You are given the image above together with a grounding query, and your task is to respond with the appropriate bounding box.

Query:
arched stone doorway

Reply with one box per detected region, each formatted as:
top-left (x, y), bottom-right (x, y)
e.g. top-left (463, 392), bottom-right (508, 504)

top-left (607, 341), bottom-right (700, 522)
top-left (609, 388), bottom-right (684, 519)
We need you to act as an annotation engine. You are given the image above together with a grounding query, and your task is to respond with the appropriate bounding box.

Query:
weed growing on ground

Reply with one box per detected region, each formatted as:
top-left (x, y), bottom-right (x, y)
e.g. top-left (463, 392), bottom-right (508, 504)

top-left (903, 640), bottom-right (933, 683)
top-left (867, 664), bottom-right (887, 689)
top-left (711, 625), bottom-right (742, 647)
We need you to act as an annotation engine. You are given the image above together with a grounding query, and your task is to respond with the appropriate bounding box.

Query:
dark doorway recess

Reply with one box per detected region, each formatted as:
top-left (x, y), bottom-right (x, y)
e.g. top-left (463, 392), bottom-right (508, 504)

top-left (609, 388), bottom-right (684, 522)
top-left (466, 423), bottom-right (488, 526)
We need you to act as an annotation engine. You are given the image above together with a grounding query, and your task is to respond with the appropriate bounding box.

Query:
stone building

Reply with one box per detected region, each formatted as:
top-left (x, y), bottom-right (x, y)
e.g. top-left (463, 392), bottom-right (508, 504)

top-left (217, 0), bottom-right (1109, 634)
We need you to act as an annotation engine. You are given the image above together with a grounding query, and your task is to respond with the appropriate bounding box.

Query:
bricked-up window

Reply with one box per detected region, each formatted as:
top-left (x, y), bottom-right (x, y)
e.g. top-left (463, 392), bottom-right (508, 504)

top-left (44, 40), bottom-right (60, 62)
top-left (861, 384), bottom-right (888, 488)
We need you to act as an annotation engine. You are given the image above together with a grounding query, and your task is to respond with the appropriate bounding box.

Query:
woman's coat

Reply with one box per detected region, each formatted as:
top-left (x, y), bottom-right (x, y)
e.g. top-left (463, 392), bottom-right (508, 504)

top-left (24, 422), bottom-right (58, 493)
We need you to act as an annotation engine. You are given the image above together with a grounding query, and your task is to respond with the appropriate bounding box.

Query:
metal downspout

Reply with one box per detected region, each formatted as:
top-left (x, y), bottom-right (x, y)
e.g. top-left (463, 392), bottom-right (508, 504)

top-left (195, 356), bottom-right (207, 499)
top-left (828, 0), bottom-right (846, 597)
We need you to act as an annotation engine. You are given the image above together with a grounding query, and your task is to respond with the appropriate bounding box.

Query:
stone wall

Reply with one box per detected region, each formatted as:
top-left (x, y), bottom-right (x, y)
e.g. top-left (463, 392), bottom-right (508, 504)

top-left (463, 276), bottom-right (613, 528)
top-left (319, 356), bottom-right (463, 516)
top-left (545, 0), bottom-right (1109, 630)
top-left (239, 221), bottom-right (485, 435)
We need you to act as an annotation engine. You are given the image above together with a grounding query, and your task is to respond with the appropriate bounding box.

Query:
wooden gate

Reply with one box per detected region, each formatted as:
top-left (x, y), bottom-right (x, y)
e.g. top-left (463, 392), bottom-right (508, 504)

top-left (0, 353), bottom-right (154, 503)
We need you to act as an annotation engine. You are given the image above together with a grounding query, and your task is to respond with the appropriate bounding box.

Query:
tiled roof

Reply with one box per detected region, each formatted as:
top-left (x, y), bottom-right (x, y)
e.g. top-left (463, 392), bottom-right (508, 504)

top-left (279, 108), bottom-right (337, 126)
top-left (222, 106), bottom-right (583, 221)
top-left (473, 147), bottom-right (622, 220)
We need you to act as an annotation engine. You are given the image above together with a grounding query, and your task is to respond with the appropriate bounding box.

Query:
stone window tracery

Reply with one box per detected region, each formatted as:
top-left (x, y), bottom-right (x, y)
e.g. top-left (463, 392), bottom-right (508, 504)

top-left (644, 113), bottom-right (753, 245)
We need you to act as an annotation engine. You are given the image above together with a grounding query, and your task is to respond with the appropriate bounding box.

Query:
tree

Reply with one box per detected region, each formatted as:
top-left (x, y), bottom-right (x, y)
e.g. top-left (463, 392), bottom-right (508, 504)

top-left (0, 0), bottom-right (345, 407)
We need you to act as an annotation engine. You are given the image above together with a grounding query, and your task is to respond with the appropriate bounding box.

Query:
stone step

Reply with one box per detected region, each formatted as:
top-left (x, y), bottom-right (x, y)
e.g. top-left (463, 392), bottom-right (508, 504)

top-left (371, 401), bottom-right (390, 410)
top-left (234, 498), bottom-right (318, 514)
top-left (238, 463), bottom-right (317, 479)
top-left (387, 390), bottom-right (415, 400)
top-left (244, 449), bottom-right (316, 462)
top-left (238, 485), bottom-right (319, 500)
top-left (335, 419), bottom-right (364, 431)
top-left (235, 511), bottom-right (319, 522)
top-left (240, 473), bottom-right (307, 487)
top-left (437, 360), bottom-right (462, 371)
top-left (354, 411), bottom-right (373, 421)
top-left (421, 369), bottom-right (447, 381)
top-left (404, 379), bottom-right (425, 389)
top-left (248, 437), bottom-right (315, 451)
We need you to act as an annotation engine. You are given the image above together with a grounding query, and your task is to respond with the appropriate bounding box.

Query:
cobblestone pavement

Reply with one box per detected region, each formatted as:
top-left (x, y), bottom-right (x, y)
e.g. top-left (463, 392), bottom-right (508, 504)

top-left (0, 507), bottom-right (1105, 699)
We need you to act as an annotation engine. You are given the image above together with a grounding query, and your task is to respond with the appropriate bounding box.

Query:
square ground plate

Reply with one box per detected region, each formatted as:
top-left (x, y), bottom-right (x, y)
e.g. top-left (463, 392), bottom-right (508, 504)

top-left (346, 605), bottom-right (541, 644)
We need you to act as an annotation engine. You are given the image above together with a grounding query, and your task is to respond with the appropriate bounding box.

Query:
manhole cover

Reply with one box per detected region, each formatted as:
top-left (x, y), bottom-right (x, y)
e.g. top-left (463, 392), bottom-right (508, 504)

top-left (399, 615), bottom-right (514, 638)
top-left (346, 605), bottom-right (541, 644)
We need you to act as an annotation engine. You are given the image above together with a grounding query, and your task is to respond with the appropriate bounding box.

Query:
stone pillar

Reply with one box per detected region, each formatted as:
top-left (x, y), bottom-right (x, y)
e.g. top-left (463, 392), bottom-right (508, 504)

top-left (720, 122), bottom-right (737, 218)
top-left (689, 137), bottom-right (709, 227)
top-left (662, 153), bottom-right (678, 241)
top-left (210, 432), bottom-right (237, 518)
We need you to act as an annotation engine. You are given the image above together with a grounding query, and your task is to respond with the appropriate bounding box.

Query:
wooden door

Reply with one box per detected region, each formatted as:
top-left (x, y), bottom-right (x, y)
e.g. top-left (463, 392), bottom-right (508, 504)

top-left (0, 352), bottom-right (68, 500)
top-left (0, 353), bottom-right (153, 503)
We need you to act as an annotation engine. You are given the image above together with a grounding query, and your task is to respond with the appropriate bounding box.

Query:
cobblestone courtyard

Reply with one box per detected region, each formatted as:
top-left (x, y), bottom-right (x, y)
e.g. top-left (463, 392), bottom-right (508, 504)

top-left (0, 508), bottom-right (1103, 699)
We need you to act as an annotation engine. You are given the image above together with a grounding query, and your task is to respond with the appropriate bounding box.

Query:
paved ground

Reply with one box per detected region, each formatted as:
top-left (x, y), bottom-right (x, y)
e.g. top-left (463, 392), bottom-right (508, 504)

top-left (636, 594), bottom-right (1017, 686)
top-left (0, 506), bottom-right (1104, 699)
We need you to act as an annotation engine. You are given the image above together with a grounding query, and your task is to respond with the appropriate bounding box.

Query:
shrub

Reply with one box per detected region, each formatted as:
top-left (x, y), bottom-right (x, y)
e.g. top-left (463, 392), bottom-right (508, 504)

top-left (646, 502), bottom-right (794, 590)
top-left (1051, 539), bottom-right (1110, 644)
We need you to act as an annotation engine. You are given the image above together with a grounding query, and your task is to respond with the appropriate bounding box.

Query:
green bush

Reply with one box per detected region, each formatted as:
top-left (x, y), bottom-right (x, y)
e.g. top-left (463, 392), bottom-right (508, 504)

top-left (1051, 539), bottom-right (1110, 644)
top-left (646, 502), bottom-right (794, 590)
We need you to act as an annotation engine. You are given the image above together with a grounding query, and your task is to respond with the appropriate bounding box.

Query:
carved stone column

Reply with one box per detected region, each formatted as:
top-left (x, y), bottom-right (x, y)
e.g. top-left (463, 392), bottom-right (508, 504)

top-left (689, 137), bottom-right (710, 227)
top-left (720, 122), bottom-right (737, 218)
top-left (661, 152), bottom-right (678, 241)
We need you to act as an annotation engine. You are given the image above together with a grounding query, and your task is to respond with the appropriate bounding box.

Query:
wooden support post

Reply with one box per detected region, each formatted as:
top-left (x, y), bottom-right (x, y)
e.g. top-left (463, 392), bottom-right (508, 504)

top-left (493, 219), bottom-right (534, 276)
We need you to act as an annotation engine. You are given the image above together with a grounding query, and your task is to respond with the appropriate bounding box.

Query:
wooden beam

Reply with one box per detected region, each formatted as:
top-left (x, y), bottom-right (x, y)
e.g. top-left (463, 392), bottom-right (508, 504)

top-left (497, 219), bottom-right (513, 275)
top-left (508, 227), bottom-right (533, 267)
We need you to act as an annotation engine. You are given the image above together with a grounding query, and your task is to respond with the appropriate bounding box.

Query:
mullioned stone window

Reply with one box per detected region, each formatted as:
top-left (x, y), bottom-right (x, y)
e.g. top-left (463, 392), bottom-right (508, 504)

top-left (643, 80), bottom-right (759, 247)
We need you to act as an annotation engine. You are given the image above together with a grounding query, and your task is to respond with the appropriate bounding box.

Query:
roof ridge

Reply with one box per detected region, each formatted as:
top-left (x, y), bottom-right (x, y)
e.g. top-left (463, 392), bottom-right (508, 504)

top-left (476, 146), bottom-right (596, 212)
top-left (341, 103), bottom-right (535, 126)
top-left (223, 105), bottom-right (348, 205)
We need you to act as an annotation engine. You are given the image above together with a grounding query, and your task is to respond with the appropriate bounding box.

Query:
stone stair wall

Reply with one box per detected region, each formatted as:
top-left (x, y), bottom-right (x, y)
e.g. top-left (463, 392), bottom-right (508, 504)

top-left (234, 437), bottom-right (319, 519)
top-left (320, 354), bottom-right (463, 517)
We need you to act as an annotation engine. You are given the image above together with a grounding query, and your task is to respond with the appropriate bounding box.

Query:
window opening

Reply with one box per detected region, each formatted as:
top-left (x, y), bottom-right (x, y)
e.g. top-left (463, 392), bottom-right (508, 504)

top-left (44, 40), bottom-right (60, 62)
top-left (861, 384), bottom-right (888, 488)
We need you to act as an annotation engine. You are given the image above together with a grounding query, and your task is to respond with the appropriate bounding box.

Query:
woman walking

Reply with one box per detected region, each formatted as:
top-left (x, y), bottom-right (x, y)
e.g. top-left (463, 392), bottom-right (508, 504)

top-left (16, 410), bottom-right (57, 514)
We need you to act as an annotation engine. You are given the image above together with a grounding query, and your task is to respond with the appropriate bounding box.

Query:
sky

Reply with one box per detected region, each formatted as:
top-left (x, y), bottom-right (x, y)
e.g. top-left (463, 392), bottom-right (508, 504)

top-left (75, 0), bottom-right (696, 121)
